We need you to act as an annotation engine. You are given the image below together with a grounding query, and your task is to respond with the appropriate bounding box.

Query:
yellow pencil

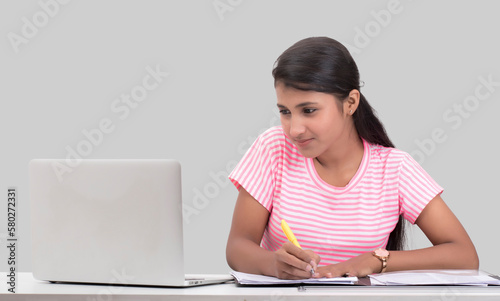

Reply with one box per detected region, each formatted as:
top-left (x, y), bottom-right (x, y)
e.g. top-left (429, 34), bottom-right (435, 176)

top-left (281, 219), bottom-right (315, 275)
top-left (281, 219), bottom-right (301, 248)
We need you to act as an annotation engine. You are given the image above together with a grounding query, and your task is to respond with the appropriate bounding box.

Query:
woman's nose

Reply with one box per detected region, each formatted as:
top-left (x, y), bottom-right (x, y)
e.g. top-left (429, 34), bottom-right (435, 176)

top-left (289, 116), bottom-right (306, 138)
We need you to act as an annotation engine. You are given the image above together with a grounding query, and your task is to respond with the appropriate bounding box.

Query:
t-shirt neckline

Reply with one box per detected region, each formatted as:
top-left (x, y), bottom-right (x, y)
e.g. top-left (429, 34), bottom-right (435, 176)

top-left (305, 139), bottom-right (370, 194)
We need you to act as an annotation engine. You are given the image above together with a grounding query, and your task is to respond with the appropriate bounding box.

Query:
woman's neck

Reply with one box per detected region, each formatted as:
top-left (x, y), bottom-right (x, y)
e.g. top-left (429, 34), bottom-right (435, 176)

top-left (315, 132), bottom-right (364, 171)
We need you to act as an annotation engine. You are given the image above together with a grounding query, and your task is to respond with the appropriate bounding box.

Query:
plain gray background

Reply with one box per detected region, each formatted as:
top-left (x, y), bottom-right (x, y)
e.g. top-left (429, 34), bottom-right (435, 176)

top-left (1, 0), bottom-right (499, 281)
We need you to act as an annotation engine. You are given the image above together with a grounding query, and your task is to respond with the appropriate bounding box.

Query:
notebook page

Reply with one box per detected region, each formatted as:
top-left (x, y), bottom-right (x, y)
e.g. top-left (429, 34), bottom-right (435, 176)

top-left (231, 270), bottom-right (357, 285)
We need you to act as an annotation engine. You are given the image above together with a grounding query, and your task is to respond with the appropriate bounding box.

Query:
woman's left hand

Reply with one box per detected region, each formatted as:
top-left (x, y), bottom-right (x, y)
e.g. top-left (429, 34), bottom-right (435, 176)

top-left (312, 252), bottom-right (382, 278)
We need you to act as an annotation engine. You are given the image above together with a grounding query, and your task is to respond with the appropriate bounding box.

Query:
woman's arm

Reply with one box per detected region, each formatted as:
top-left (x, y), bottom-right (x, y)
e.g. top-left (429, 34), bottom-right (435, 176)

top-left (226, 187), bottom-right (319, 279)
top-left (314, 195), bottom-right (479, 277)
top-left (386, 194), bottom-right (479, 271)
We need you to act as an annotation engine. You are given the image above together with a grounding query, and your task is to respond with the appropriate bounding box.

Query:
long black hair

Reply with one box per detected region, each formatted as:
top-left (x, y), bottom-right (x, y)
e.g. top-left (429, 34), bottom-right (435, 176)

top-left (272, 37), bottom-right (405, 251)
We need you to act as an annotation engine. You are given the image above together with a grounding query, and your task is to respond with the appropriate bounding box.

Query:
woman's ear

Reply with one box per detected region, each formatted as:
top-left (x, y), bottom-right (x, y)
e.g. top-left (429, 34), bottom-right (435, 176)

top-left (344, 89), bottom-right (360, 116)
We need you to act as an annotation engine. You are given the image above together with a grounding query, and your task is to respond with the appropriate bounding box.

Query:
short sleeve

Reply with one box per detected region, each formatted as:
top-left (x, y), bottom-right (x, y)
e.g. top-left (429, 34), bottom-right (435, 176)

top-left (229, 128), bottom-right (283, 212)
top-left (398, 153), bottom-right (444, 224)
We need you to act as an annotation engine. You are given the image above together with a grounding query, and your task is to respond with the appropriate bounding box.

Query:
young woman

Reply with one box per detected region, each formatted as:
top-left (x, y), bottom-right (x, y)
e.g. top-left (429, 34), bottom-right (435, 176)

top-left (226, 37), bottom-right (479, 279)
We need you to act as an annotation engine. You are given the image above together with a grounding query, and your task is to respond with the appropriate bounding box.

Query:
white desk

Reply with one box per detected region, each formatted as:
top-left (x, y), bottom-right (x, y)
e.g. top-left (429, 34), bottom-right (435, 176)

top-left (2, 273), bottom-right (500, 300)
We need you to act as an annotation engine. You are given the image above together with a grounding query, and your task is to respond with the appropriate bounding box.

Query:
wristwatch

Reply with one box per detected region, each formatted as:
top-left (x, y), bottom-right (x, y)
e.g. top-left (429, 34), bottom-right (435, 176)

top-left (373, 248), bottom-right (390, 273)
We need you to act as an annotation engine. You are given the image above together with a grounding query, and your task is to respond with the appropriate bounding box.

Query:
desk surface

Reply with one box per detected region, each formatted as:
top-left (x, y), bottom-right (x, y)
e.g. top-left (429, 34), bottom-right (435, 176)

top-left (2, 273), bottom-right (500, 301)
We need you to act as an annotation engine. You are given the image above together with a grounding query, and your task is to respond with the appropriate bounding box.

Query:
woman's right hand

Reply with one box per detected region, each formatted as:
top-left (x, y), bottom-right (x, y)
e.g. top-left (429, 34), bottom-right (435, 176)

top-left (273, 242), bottom-right (320, 279)
top-left (227, 187), bottom-right (320, 278)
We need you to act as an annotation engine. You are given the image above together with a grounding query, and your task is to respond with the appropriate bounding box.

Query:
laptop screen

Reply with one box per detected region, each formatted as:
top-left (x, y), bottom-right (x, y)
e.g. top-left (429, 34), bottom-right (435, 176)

top-left (30, 159), bottom-right (187, 286)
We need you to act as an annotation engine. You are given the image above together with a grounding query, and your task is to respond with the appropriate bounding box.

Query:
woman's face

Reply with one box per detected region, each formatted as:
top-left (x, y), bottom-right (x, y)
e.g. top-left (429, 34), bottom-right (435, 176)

top-left (276, 82), bottom-right (352, 159)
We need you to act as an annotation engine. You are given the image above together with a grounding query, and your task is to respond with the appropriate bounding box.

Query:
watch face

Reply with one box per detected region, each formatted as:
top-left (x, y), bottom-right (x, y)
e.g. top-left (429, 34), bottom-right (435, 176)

top-left (375, 248), bottom-right (389, 257)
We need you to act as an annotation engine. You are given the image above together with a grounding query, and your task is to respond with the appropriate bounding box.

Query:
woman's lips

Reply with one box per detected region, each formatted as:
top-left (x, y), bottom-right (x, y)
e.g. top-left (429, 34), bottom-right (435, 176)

top-left (295, 138), bottom-right (313, 147)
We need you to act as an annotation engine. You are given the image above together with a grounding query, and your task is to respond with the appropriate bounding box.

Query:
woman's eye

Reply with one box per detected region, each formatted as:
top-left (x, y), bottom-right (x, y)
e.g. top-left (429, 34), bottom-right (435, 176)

top-left (304, 108), bottom-right (316, 114)
top-left (279, 109), bottom-right (290, 115)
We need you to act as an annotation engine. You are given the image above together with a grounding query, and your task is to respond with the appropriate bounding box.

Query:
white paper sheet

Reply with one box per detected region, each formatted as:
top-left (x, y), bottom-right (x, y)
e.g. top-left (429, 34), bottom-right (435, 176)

top-left (369, 269), bottom-right (500, 286)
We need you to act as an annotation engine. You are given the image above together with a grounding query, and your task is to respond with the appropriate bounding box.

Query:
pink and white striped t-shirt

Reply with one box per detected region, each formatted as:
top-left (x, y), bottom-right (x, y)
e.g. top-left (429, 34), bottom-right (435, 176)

top-left (229, 126), bottom-right (443, 266)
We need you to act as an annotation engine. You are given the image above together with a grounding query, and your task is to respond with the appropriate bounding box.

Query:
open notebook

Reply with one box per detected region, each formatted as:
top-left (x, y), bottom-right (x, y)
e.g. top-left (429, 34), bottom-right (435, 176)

top-left (231, 271), bottom-right (358, 285)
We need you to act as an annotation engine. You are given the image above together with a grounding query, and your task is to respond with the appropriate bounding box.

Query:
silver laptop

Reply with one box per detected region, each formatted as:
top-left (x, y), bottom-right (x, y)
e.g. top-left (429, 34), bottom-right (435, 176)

top-left (29, 159), bottom-right (233, 287)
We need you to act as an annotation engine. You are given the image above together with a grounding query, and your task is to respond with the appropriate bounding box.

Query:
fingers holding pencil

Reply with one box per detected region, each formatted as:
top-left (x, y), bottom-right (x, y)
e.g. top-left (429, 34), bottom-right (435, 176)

top-left (275, 219), bottom-right (320, 279)
top-left (274, 242), bottom-right (320, 279)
